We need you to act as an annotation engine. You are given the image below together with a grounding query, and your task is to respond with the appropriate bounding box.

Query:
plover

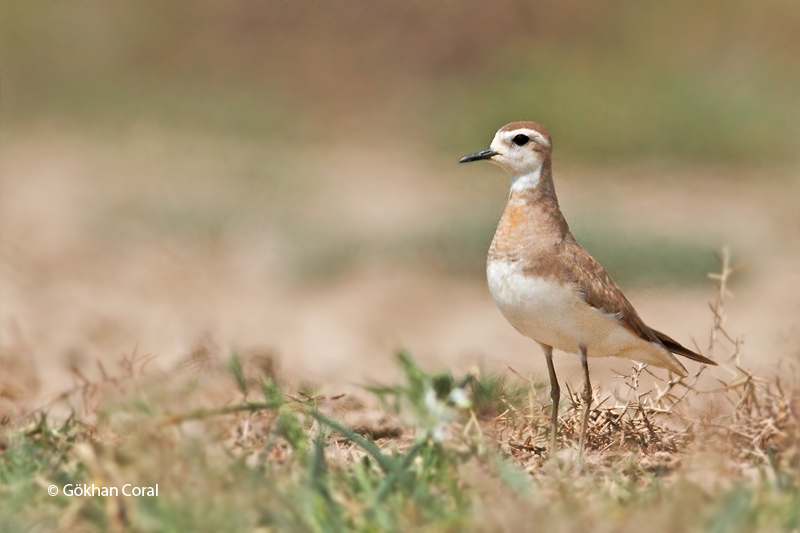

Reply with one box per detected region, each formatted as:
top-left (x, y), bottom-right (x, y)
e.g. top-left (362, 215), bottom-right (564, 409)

top-left (460, 121), bottom-right (716, 453)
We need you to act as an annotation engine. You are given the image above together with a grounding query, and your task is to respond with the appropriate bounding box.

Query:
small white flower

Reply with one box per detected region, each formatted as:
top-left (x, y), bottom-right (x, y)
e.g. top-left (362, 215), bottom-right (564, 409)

top-left (420, 386), bottom-right (456, 442)
top-left (447, 387), bottom-right (471, 409)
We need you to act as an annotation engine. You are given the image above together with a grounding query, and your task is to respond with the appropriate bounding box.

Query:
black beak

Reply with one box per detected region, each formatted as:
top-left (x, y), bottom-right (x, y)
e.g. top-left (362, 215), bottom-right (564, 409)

top-left (459, 148), bottom-right (497, 163)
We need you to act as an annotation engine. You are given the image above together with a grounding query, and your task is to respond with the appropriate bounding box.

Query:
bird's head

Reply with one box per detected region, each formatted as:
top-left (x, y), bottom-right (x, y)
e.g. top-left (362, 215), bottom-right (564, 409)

top-left (459, 121), bottom-right (552, 177)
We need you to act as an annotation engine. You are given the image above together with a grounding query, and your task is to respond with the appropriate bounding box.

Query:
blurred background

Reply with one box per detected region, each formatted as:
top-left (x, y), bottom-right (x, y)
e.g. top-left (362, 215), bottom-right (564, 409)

top-left (1, 1), bottom-right (799, 404)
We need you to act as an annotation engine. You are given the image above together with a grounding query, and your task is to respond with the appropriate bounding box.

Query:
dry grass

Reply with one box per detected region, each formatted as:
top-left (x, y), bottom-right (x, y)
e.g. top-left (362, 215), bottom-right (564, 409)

top-left (1, 250), bottom-right (797, 531)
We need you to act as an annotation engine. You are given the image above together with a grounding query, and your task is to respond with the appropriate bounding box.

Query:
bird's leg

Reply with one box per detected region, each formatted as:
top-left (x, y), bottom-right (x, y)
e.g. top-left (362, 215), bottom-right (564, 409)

top-left (541, 344), bottom-right (559, 453)
top-left (578, 345), bottom-right (592, 460)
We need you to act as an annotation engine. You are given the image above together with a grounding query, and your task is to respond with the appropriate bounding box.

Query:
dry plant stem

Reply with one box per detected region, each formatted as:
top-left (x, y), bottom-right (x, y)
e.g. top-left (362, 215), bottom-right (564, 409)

top-left (157, 401), bottom-right (283, 426)
top-left (542, 344), bottom-right (560, 452)
top-left (31, 349), bottom-right (158, 416)
top-left (707, 246), bottom-right (746, 356)
top-left (578, 345), bottom-right (592, 459)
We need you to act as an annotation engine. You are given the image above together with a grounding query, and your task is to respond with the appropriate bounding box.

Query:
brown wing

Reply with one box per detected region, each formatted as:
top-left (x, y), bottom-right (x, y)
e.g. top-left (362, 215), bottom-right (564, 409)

top-left (560, 239), bottom-right (660, 344)
top-left (560, 239), bottom-right (717, 365)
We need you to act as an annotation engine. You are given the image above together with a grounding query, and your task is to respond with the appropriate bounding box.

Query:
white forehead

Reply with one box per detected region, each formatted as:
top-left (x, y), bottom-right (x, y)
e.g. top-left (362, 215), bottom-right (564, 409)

top-left (493, 128), bottom-right (550, 148)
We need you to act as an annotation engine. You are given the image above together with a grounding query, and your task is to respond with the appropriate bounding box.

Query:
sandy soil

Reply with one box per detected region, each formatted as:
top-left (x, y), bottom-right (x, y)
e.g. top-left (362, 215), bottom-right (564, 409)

top-left (2, 128), bottom-right (799, 409)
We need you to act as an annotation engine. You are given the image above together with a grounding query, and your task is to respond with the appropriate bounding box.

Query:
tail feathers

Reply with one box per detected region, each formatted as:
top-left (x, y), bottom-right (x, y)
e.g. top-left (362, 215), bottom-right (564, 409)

top-left (652, 329), bottom-right (718, 366)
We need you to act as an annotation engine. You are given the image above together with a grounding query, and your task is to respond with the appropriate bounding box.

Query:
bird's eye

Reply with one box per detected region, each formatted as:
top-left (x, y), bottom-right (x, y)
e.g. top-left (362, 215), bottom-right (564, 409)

top-left (512, 134), bottom-right (529, 146)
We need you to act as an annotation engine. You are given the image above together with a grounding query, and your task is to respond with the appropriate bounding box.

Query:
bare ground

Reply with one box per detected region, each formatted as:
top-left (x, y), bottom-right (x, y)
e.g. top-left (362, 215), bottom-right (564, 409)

top-left (1, 128), bottom-right (799, 412)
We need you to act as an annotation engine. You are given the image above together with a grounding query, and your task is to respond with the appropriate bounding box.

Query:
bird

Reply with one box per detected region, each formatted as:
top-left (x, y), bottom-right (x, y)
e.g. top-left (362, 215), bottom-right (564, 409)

top-left (459, 121), bottom-right (716, 454)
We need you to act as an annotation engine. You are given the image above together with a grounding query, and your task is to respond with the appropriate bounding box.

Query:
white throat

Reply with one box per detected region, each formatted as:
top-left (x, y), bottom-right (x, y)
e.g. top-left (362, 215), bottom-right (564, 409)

top-left (509, 165), bottom-right (542, 192)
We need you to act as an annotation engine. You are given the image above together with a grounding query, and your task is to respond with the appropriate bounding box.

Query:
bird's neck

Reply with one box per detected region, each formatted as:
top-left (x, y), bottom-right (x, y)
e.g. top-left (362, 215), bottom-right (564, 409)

top-left (510, 157), bottom-right (556, 195)
top-left (508, 158), bottom-right (565, 227)
top-left (489, 159), bottom-right (572, 263)
top-left (509, 164), bottom-right (544, 191)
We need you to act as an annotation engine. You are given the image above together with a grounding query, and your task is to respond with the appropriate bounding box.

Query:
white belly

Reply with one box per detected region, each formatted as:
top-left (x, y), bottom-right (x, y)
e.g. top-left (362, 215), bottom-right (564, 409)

top-left (486, 260), bottom-right (676, 369)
